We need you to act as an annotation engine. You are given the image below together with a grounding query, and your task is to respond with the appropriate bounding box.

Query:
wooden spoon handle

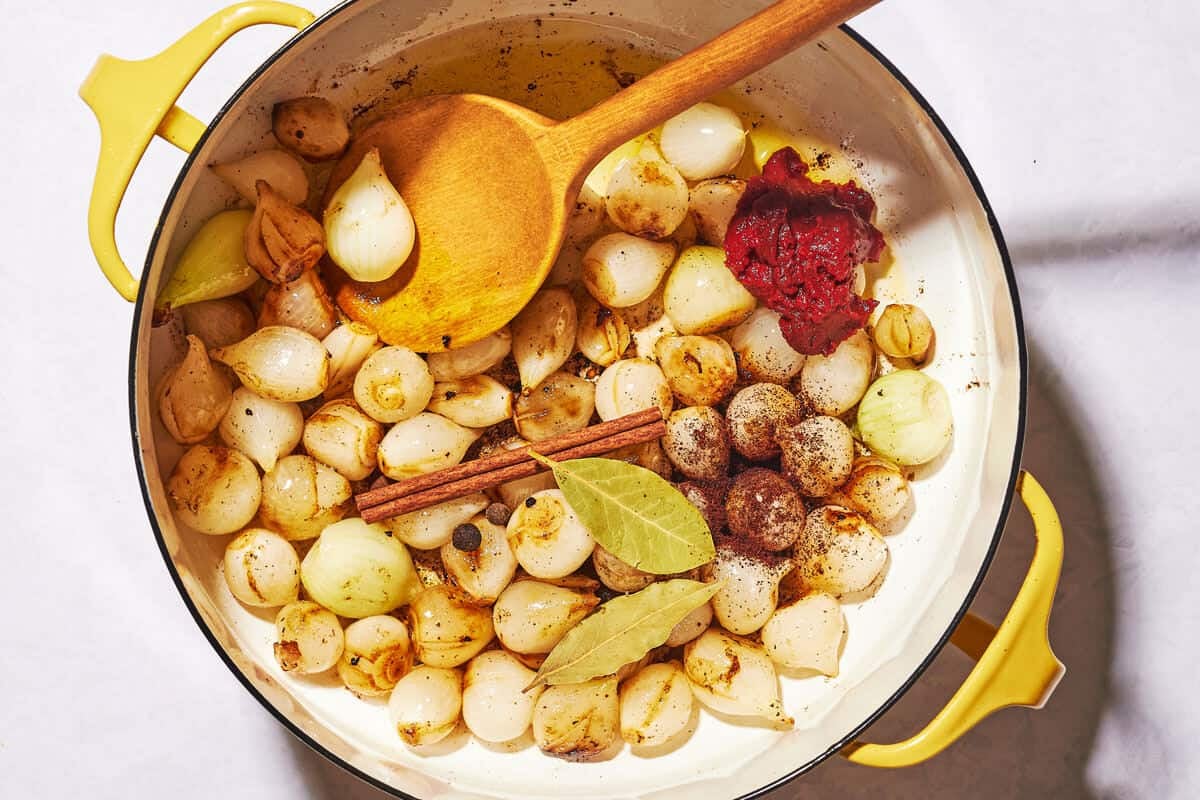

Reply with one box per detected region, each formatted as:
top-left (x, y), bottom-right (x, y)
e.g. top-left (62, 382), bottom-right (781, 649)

top-left (551, 0), bottom-right (880, 175)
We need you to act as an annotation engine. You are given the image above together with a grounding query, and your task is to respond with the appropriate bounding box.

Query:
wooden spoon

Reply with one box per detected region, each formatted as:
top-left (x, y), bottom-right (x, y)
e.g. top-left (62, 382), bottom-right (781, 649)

top-left (324, 0), bottom-right (879, 352)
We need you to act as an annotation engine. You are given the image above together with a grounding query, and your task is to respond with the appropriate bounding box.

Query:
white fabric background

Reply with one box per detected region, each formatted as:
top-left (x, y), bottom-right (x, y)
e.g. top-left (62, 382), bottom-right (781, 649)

top-left (1, 0), bottom-right (1196, 797)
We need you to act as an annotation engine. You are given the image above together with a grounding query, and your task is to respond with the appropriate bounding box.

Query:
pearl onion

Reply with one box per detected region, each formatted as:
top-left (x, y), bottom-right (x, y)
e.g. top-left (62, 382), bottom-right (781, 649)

top-left (259, 454), bottom-right (350, 541)
top-left (440, 515), bottom-right (517, 604)
top-left (796, 328), bottom-right (875, 416)
top-left (710, 546), bottom-right (794, 635)
top-left (301, 399), bottom-right (381, 481)
top-left (493, 580), bottom-right (599, 654)
top-left (795, 506), bottom-right (889, 597)
top-left (353, 346), bottom-right (434, 423)
top-left (273, 601), bottom-right (344, 674)
top-left (761, 593), bottom-right (846, 676)
top-left (683, 628), bottom-right (792, 726)
top-left (606, 141), bottom-right (688, 239)
top-left (662, 406), bottom-right (730, 481)
top-left (426, 327), bottom-right (511, 381)
top-left (382, 493), bottom-right (489, 550)
top-left (222, 528), bottom-right (300, 608)
top-left (619, 662), bottom-right (694, 747)
top-left (505, 489), bottom-right (596, 579)
top-left (660, 103), bottom-right (746, 181)
top-left (725, 383), bottom-right (802, 461)
top-left (533, 678), bottom-right (620, 760)
top-left (689, 177), bottom-right (746, 245)
top-left (337, 615), bottom-right (413, 697)
top-left (778, 415), bottom-right (855, 498)
top-left (594, 358), bottom-right (673, 422)
top-left (837, 457), bottom-right (912, 523)
top-left (407, 585), bottom-right (494, 668)
top-left (377, 412), bottom-right (480, 480)
top-left (388, 666), bottom-right (463, 747)
top-left (462, 651), bottom-right (542, 743)
top-left (729, 307), bottom-right (807, 384)
top-left (663, 246), bottom-right (756, 335)
top-left (166, 445), bottom-right (261, 535)
top-left (655, 335), bottom-right (738, 407)
top-left (582, 232), bottom-right (676, 309)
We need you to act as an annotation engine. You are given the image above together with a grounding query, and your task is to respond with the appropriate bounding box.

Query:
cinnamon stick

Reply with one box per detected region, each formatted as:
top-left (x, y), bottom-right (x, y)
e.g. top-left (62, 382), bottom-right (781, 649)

top-left (356, 407), bottom-right (662, 509)
top-left (356, 412), bottom-right (665, 524)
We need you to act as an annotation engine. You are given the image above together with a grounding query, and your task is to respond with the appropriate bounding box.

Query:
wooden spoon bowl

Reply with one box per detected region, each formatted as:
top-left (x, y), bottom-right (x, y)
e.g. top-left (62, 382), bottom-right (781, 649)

top-left (324, 0), bottom-right (878, 352)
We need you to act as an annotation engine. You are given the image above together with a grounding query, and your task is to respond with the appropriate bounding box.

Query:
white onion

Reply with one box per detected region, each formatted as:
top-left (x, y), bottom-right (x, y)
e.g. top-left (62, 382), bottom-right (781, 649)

top-left (655, 334), bottom-right (738, 407)
top-left (353, 345), bottom-right (434, 424)
top-left (300, 518), bottom-right (418, 617)
top-left (606, 141), bottom-right (689, 239)
top-left (511, 288), bottom-right (577, 390)
top-left (377, 412), bottom-right (480, 480)
top-left (324, 147), bottom-right (415, 282)
top-left (426, 375), bottom-right (513, 428)
top-left (211, 325), bottom-right (329, 402)
top-left (166, 445), bottom-right (261, 535)
top-left (761, 593), bottom-right (845, 675)
top-left (778, 415), bottom-right (855, 498)
top-left (383, 493), bottom-right (489, 550)
top-left (337, 615), bottom-right (413, 697)
top-left (493, 580), bottom-right (598, 654)
top-left (619, 662), bottom-right (694, 747)
top-left (856, 370), bottom-right (953, 465)
top-left (582, 233), bottom-right (676, 309)
top-left (222, 528), bottom-right (300, 608)
top-left (663, 246), bottom-right (756, 335)
top-left (795, 506), bottom-right (890, 597)
top-left (662, 406), bottom-right (730, 481)
top-left (426, 326), bottom-right (511, 381)
top-left (301, 399), bottom-right (382, 481)
top-left (659, 103), bottom-right (746, 181)
top-left (157, 334), bottom-right (233, 445)
top-left (594, 358), bottom-right (673, 422)
top-left (730, 307), bottom-right (806, 384)
top-left (259, 455), bottom-right (350, 541)
top-left (211, 148), bottom-right (309, 206)
top-left (797, 328), bottom-right (875, 416)
top-left (440, 515), bottom-right (517, 604)
top-left (689, 177), bottom-right (746, 246)
top-left (506, 489), bottom-right (596, 579)
top-left (219, 387), bottom-right (303, 472)
top-left (407, 585), bottom-right (495, 668)
top-left (683, 628), bottom-right (792, 726)
top-left (322, 321), bottom-right (379, 399)
top-left (463, 651), bottom-right (542, 743)
top-left (710, 547), bottom-right (793, 635)
top-left (273, 601), bottom-right (344, 675)
top-left (388, 666), bottom-right (463, 747)
top-left (533, 678), bottom-right (620, 760)
top-left (575, 290), bottom-right (632, 367)
top-left (725, 383), bottom-right (802, 461)
top-left (513, 371), bottom-right (595, 443)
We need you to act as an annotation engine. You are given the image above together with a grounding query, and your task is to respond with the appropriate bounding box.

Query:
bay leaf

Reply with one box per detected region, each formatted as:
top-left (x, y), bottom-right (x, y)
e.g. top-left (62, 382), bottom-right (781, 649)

top-left (530, 579), bottom-right (722, 688)
top-left (528, 452), bottom-right (715, 574)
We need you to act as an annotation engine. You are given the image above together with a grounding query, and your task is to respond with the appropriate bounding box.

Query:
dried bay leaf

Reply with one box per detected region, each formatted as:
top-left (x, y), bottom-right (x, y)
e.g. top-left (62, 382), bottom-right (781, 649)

top-left (529, 579), bottom-right (722, 689)
top-left (528, 452), bottom-right (714, 574)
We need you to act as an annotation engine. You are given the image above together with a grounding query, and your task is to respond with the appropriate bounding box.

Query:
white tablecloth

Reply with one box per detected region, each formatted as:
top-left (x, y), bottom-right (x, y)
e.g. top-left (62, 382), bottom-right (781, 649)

top-left (3, 0), bottom-right (1197, 797)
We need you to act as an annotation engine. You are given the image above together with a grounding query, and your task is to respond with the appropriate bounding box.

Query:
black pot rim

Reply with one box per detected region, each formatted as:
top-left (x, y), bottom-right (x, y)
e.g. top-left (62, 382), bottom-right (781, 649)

top-left (127, 7), bottom-right (1027, 799)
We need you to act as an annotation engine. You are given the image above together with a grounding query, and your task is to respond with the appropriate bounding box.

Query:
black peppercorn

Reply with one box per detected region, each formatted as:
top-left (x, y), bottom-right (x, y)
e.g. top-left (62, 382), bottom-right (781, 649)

top-left (525, 496), bottom-right (537, 507)
top-left (452, 523), bottom-right (482, 552)
top-left (484, 502), bottom-right (511, 526)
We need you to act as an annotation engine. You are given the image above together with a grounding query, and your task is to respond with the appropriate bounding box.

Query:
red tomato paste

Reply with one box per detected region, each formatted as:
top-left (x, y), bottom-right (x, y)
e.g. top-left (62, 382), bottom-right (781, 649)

top-left (724, 147), bottom-right (884, 356)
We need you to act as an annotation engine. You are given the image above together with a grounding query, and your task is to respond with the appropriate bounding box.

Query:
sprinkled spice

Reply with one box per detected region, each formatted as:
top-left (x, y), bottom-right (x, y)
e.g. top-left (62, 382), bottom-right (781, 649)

top-left (452, 523), bottom-right (482, 552)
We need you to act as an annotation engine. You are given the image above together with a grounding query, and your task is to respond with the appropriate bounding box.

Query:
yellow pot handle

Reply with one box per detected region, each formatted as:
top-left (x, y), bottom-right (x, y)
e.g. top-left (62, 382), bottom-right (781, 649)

top-left (842, 470), bottom-right (1065, 767)
top-left (79, 1), bottom-right (316, 301)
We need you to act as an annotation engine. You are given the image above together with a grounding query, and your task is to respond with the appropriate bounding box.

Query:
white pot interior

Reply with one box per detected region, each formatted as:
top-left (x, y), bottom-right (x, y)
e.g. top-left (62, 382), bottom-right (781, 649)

top-left (130, 1), bottom-right (1023, 797)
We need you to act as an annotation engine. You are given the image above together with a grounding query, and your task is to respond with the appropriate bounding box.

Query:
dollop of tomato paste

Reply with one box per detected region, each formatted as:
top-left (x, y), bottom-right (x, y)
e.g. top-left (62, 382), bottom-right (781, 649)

top-left (724, 147), bottom-right (884, 356)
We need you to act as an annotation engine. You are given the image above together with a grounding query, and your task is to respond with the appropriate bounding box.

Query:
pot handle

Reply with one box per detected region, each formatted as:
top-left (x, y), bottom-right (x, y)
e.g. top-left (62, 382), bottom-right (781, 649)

top-left (79, 1), bottom-right (316, 301)
top-left (842, 470), bottom-right (1065, 767)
